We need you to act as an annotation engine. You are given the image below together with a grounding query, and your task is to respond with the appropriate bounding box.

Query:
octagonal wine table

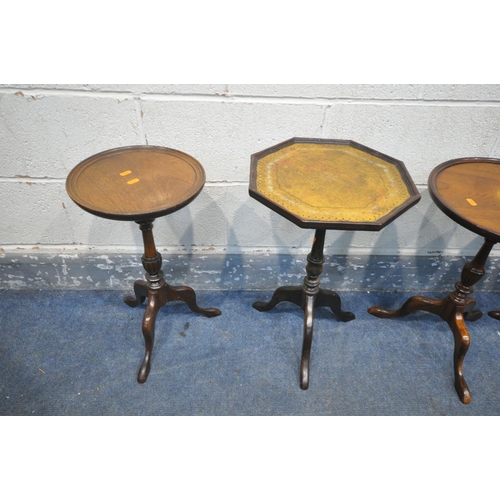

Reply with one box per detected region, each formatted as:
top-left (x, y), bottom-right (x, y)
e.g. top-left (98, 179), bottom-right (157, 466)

top-left (369, 157), bottom-right (500, 404)
top-left (249, 138), bottom-right (421, 390)
top-left (66, 145), bottom-right (221, 383)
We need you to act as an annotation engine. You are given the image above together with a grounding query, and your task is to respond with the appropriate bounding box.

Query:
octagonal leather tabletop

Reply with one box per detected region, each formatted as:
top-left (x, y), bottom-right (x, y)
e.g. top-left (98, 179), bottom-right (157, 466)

top-left (249, 138), bottom-right (421, 230)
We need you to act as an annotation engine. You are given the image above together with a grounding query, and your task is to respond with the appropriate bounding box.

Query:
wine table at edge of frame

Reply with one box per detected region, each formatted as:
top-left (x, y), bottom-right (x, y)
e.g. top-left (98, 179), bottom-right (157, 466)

top-left (369, 157), bottom-right (500, 404)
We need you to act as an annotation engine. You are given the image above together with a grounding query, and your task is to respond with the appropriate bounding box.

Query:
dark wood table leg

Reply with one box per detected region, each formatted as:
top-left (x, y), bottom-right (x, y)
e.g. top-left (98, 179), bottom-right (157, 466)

top-left (368, 238), bottom-right (495, 404)
top-left (252, 286), bottom-right (304, 312)
top-left (488, 311), bottom-right (500, 320)
top-left (165, 284), bottom-right (221, 317)
top-left (135, 286), bottom-right (167, 383)
top-left (253, 229), bottom-right (355, 389)
top-left (124, 220), bottom-right (221, 383)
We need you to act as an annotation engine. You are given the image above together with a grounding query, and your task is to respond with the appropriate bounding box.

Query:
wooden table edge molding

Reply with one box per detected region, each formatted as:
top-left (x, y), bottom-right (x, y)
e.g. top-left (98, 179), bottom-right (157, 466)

top-left (428, 156), bottom-right (500, 242)
top-left (66, 145), bottom-right (206, 221)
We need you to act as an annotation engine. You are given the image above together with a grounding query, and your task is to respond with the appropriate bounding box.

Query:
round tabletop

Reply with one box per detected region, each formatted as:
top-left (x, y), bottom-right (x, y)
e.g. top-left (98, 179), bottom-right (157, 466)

top-left (66, 145), bottom-right (206, 221)
top-left (428, 157), bottom-right (500, 242)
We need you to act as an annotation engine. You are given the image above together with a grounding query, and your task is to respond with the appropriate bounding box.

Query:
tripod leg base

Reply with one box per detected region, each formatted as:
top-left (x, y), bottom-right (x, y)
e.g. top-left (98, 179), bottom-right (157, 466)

top-left (125, 280), bottom-right (220, 384)
top-left (368, 295), bottom-right (473, 404)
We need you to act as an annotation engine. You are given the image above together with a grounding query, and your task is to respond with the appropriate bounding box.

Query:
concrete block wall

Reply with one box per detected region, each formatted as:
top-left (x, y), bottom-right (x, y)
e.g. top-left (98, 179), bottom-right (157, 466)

top-left (2, 84), bottom-right (500, 290)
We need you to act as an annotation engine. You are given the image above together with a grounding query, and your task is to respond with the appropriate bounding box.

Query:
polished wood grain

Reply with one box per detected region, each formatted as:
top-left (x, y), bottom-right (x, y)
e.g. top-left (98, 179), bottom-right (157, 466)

top-left (369, 157), bottom-right (500, 404)
top-left (66, 145), bottom-right (206, 221)
top-left (429, 159), bottom-right (500, 242)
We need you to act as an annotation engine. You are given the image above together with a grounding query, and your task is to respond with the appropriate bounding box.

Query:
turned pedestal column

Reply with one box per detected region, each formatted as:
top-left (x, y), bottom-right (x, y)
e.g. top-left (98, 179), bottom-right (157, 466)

top-left (253, 229), bottom-right (354, 389)
top-left (125, 220), bottom-right (220, 383)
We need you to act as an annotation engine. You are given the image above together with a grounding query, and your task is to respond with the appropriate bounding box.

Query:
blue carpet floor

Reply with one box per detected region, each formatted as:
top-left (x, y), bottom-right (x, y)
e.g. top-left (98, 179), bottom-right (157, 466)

top-left (1, 289), bottom-right (500, 415)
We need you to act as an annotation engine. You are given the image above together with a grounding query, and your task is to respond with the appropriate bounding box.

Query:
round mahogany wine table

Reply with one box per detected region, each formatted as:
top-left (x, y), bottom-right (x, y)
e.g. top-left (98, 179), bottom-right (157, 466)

top-left (249, 138), bottom-right (421, 390)
top-left (369, 157), bottom-right (500, 404)
top-left (66, 145), bottom-right (221, 383)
